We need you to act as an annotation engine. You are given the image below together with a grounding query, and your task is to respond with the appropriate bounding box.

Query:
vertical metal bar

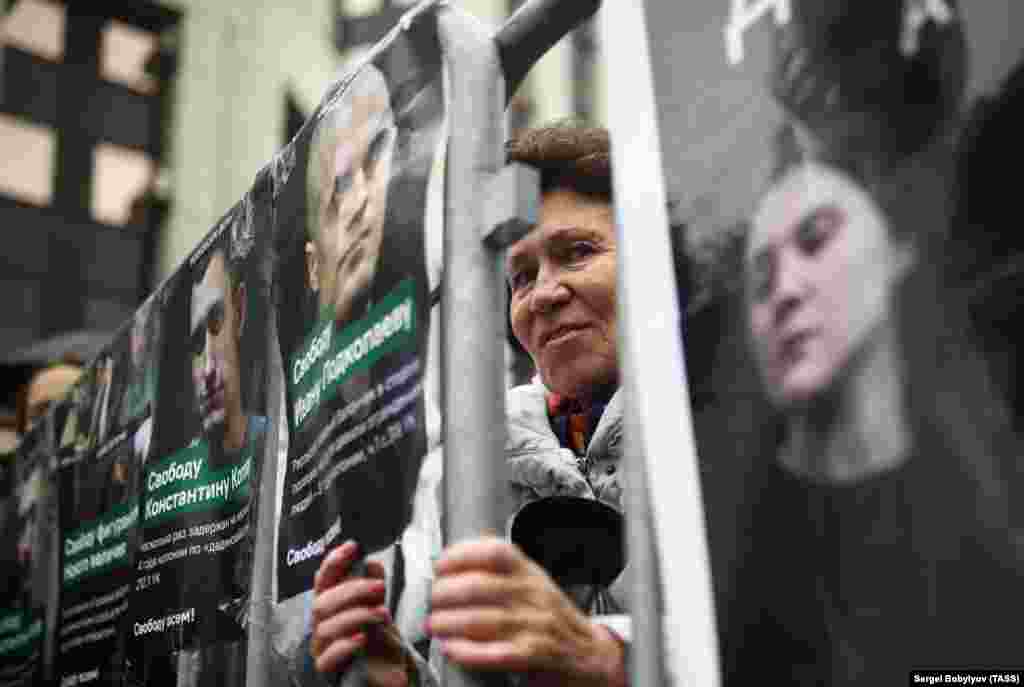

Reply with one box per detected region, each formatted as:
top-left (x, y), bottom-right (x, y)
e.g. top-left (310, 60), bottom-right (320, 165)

top-left (436, 5), bottom-right (509, 687)
top-left (619, 402), bottom-right (667, 686)
top-left (245, 302), bottom-right (285, 687)
top-left (600, 1), bottom-right (722, 686)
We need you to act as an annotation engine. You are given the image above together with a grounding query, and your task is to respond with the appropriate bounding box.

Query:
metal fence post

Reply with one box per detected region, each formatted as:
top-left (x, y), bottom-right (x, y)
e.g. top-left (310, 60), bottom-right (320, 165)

top-left (435, 2), bottom-right (616, 685)
top-left (245, 296), bottom-right (286, 687)
top-left (600, 1), bottom-right (722, 685)
top-left (435, 0), bottom-right (607, 546)
top-left (436, 4), bottom-right (510, 686)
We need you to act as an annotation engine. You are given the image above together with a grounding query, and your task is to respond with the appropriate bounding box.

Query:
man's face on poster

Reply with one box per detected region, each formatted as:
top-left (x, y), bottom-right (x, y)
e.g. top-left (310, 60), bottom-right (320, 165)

top-left (16, 506), bottom-right (34, 570)
top-left (306, 70), bottom-right (396, 326)
top-left (191, 251), bottom-right (245, 440)
top-left (16, 468), bottom-right (40, 573)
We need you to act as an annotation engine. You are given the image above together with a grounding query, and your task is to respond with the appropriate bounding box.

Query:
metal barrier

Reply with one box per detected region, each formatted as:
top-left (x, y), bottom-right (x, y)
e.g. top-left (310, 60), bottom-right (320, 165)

top-left (599, 3), bottom-right (720, 684)
top-left (438, 2), bottom-right (601, 684)
top-left (25, 2), bottom-right (1024, 685)
top-left (26, 2), bottom-right (722, 686)
top-left (438, 1), bottom-right (719, 685)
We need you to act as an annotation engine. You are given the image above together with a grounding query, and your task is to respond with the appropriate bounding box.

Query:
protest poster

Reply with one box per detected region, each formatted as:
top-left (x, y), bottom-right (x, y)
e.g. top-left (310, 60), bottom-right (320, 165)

top-left (127, 187), bottom-right (272, 687)
top-left (267, 2), bottom-right (445, 682)
top-left (0, 425), bottom-right (48, 687)
top-left (54, 332), bottom-right (149, 687)
top-left (273, 2), bottom-right (443, 600)
top-left (633, 0), bottom-right (1024, 682)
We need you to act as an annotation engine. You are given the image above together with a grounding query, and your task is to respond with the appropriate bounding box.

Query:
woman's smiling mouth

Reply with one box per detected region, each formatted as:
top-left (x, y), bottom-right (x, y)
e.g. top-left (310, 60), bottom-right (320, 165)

top-left (539, 324), bottom-right (590, 348)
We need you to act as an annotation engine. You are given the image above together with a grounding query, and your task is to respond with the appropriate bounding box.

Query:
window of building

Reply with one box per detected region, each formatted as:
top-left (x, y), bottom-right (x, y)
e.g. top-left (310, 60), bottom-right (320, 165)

top-left (100, 19), bottom-right (159, 95)
top-left (0, 0), bottom-right (64, 62)
top-left (341, 0), bottom-right (385, 19)
top-left (91, 142), bottom-right (155, 226)
top-left (0, 113), bottom-right (54, 205)
top-left (0, 2), bottom-right (180, 354)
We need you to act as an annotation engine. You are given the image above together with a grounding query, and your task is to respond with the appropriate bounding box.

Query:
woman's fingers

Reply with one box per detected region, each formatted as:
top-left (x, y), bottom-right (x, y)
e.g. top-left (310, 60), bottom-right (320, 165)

top-left (434, 611), bottom-right (625, 685)
top-left (438, 637), bottom-right (549, 673)
top-left (315, 604), bottom-right (392, 648)
top-left (314, 542), bottom-right (388, 590)
top-left (363, 559), bottom-right (388, 580)
top-left (426, 536), bottom-right (624, 682)
top-left (314, 540), bottom-right (359, 594)
top-left (313, 577), bottom-right (387, 623)
top-left (427, 607), bottom-right (531, 641)
top-left (434, 537), bottom-right (533, 577)
top-left (310, 542), bottom-right (404, 680)
top-left (313, 631), bottom-right (368, 674)
top-left (430, 570), bottom-right (520, 610)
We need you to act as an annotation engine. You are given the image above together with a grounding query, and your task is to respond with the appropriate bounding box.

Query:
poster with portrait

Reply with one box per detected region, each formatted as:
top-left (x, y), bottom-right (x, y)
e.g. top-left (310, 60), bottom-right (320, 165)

top-left (54, 295), bottom-right (161, 687)
top-left (272, 1), bottom-right (442, 604)
top-left (0, 426), bottom-right (48, 687)
top-left (0, 453), bottom-right (15, 652)
top-left (634, 0), bottom-right (1024, 683)
top-left (127, 188), bottom-right (271, 687)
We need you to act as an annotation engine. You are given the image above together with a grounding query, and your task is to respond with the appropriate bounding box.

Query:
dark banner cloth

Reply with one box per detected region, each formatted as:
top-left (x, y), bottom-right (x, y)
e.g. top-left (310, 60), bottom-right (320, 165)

top-left (0, 426), bottom-right (48, 687)
top-left (126, 185), bottom-right (273, 687)
top-left (55, 326), bottom-right (154, 687)
top-left (273, 2), bottom-right (443, 603)
top-left (636, 1), bottom-right (1024, 683)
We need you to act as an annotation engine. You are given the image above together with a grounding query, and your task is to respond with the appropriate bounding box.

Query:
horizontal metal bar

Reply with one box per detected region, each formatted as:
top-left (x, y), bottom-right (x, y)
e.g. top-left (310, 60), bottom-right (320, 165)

top-left (494, 0), bottom-right (602, 97)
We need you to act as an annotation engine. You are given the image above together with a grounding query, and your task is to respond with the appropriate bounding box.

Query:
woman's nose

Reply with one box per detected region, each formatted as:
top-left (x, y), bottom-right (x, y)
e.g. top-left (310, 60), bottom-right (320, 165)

top-left (772, 254), bottom-right (808, 322)
top-left (530, 268), bottom-right (570, 313)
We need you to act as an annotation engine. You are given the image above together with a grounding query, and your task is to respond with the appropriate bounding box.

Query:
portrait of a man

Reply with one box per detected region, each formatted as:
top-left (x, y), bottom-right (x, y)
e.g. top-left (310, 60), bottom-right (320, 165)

top-left (89, 354), bottom-right (116, 449)
top-left (0, 451), bottom-right (46, 685)
top-left (305, 64), bottom-right (396, 328)
top-left (15, 464), bottom-right (42, 606)
top-left (191, 246), bottom-right (266, 465)
top-left (121, 300), bottom-right (158, 431)
top-left (179, 238), bottom-right (267, 687)
top-left (271, 40), bottom-right (445, 683)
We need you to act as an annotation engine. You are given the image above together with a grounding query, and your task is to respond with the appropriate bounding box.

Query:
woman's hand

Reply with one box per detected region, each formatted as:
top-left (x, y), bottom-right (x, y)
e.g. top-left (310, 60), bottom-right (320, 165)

top-left (311, 540), bottom-right (412, 687)
top-left (427, 537), bottom-right (627, 687)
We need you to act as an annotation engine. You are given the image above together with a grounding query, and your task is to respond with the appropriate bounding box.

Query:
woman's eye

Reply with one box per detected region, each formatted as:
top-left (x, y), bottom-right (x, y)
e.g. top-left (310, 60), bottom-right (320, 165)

top-left (566, 241), bottom-right (597, 262)
top-left (508, 268), bottom-right (535, 292)
top-left (798, 205), bottom-right (842, 256)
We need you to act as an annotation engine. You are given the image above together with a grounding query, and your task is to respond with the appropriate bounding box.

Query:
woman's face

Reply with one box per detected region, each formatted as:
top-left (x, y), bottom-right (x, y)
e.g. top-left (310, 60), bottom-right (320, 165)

top-left (507, 188), bottom-right (618, 399)
top-left (745, 162), bottom-right (914, 408)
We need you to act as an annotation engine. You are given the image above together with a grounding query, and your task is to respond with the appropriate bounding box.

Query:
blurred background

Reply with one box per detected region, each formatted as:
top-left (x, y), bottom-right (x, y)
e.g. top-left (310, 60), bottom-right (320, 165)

top-left (0, 0), bottom-right (607, 449)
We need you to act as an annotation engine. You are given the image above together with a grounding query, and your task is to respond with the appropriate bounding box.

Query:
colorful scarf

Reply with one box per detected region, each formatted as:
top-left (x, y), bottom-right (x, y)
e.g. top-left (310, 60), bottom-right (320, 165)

top-left (546, 388), bottom-right (613, 466)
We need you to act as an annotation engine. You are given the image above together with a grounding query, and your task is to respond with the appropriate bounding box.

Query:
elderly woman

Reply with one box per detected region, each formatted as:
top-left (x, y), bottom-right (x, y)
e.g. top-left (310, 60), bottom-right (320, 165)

top-left (720, 4), bottom-right (1022, 681)
top-left (309, 125), bottom-right (631, 687)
